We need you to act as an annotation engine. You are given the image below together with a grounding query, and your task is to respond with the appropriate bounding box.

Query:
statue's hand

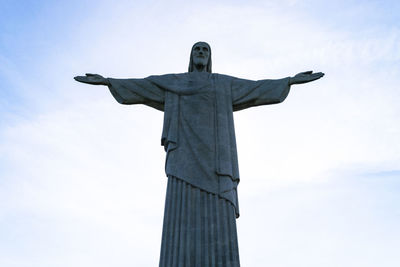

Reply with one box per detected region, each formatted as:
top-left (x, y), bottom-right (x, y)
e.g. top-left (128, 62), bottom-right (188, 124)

top-left (74, 73), bottom-right (109, 85)
top-left (289, 71), bottom-right (324, 85)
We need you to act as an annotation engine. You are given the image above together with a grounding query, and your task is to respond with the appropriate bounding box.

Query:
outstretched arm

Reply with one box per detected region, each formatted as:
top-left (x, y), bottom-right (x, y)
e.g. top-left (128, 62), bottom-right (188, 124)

top-left (231, 70), bottom-right (324, 111)
top-left (73, 73), bottom-right (165, 111)
top-left (74, 73), bottom-right (110, 86)
top-left (231, 76), bottom-right (291, 111)
top-left (289, 71), bottom-right (324, 85)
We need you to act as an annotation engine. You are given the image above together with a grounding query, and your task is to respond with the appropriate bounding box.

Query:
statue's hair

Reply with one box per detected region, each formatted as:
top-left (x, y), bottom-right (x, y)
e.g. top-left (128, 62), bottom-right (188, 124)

top-left (188, 42), bottom-right (212, 73)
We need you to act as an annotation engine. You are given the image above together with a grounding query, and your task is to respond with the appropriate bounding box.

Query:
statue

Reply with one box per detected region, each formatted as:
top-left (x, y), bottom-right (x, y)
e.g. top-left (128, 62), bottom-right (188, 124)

top-left (74, 41), bottom-right (324, 267)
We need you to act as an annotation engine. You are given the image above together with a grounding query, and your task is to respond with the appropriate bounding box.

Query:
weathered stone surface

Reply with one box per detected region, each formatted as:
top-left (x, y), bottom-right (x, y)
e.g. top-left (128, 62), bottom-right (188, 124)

top-left (74, 41), bottom-right (324, 266)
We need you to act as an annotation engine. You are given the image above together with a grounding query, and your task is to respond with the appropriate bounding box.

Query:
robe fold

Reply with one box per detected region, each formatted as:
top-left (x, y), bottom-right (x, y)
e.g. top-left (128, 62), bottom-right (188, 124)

top-left (107, 72), bottom-right (291, 218)
top-left (108, 72), bottom-right (290, 266)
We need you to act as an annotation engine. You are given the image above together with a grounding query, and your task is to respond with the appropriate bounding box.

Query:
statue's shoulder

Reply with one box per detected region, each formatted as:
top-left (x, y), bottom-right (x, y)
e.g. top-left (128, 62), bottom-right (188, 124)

top-left (146, 73), bottom-right (188, 83)
top-left (212, 73), bottom-right (237, 81)
top-left (147, 73), bottom-right (237, 82)
top-left (147, 72), bottom-right (189, 80)
top-left (147, 72), bottom-right (186, 78)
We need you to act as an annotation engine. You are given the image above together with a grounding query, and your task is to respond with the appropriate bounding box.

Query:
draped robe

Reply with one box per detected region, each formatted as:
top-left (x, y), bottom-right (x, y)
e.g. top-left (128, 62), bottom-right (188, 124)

top-left (107, 72), bottom-right (291, 266)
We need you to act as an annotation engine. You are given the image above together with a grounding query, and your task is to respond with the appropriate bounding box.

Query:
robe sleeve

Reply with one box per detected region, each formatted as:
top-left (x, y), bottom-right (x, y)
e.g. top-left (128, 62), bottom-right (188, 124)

top-left (231, 77), bottom-right (291, 111)
top-left (107, 77), bottom-right (165, 111)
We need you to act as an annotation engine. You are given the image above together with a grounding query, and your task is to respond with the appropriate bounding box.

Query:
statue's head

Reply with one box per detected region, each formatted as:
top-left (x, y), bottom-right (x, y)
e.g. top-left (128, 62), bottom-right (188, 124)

top-left (188, 41), bottom-right (212, 73)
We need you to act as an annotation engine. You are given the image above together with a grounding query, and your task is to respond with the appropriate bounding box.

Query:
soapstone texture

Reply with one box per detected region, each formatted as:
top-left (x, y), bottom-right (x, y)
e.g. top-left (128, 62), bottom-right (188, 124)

top-left (74, 41), bottom-right (324, 267)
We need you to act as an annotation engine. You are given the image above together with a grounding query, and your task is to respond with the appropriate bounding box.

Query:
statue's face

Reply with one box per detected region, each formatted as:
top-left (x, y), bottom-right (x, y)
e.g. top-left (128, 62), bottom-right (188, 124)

top-left (192, 42), bottom-right (210, 66)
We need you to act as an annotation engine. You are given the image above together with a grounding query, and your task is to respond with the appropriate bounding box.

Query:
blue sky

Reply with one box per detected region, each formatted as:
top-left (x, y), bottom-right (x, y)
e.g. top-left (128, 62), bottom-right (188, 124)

top-left (1, 0), bottom-right (399, 266)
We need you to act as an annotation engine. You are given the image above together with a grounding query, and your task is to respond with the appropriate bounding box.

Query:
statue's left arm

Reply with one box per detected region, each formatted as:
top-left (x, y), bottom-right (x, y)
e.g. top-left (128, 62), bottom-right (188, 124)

top-left (232, 71), bottom-right (324, 111)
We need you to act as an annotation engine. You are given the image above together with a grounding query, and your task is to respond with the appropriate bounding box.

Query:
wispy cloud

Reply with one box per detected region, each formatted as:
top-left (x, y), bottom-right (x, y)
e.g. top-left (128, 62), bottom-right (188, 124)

top-left (1, 1), bottom-right (399, 266)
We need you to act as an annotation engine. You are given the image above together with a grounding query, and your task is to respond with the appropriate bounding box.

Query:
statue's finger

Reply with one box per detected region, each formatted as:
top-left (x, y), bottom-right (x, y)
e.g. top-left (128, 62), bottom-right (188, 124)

top-left (86, 73), bottom-right (98, 77)
top-left (310, 74), bottom-right (323, 80)
top-left (74, 76), bottom-right (86, 82)
top-left (301, 71), bottom-right (313, 75)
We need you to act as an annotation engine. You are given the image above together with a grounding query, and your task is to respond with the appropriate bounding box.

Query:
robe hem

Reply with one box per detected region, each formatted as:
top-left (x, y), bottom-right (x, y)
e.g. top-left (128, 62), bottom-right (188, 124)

top-left (166, 174), bottom-right (240, 218)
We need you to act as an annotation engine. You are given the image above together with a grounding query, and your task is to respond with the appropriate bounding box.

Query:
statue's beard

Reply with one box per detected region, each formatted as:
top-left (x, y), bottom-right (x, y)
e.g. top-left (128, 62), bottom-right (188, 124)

top-left (193, 57), bottom-right (207, 65)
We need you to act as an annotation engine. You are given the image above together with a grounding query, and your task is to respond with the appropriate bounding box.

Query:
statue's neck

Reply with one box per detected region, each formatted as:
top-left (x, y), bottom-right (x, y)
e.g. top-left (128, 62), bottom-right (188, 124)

top-left (193, 64), bottom-right (207, 73)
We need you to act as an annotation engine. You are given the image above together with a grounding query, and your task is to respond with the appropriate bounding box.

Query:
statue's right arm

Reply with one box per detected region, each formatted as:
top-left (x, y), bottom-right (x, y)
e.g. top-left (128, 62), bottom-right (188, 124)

top-left (74, 74), bottom-right (165, 111)
top-left (74, 73), bottom-right (110, 86)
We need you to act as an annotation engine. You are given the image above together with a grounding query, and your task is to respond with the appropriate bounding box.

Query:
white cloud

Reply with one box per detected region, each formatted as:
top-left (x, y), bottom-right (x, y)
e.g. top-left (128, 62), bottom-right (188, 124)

top-left (1, 0), bottom-right (399, 266)
top-left (238, 172), bottom-right (400, 267)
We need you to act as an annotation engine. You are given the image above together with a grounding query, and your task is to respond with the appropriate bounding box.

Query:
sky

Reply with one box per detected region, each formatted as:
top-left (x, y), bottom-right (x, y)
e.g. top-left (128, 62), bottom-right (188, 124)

top-left (0, 0), bottom-right (399, 266)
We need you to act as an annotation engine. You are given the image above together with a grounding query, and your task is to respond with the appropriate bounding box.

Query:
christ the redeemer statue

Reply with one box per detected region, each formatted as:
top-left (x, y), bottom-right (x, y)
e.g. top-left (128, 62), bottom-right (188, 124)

top-left (75, 41), bottom-right (324, 267)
